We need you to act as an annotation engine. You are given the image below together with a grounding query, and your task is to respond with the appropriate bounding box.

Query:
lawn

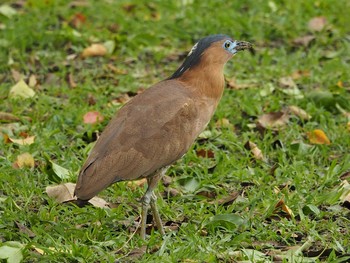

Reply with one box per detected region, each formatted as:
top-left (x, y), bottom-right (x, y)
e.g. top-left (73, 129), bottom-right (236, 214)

top-left (1, 0), bottom-right (350, 262)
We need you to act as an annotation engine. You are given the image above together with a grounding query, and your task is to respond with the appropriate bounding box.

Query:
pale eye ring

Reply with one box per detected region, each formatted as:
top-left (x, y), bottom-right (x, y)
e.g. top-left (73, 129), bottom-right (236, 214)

top-left (224, 41), bottom-right (231, 49)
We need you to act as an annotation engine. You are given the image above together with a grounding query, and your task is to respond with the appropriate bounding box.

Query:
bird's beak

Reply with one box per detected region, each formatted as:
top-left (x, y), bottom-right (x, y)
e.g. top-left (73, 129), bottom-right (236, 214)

top-left (235, 41), bottom-right (253, 51)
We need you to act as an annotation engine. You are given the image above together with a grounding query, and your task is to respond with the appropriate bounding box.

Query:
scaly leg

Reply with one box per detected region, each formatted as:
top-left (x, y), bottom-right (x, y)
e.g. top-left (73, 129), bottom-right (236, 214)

top-left (150, 192), bottom-right (165, 236)
top-left (139, 167), bottom-right (167, 240)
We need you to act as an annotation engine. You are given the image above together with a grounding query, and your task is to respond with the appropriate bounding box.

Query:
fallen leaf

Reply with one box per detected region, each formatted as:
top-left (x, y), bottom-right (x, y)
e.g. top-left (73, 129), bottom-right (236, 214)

top-left (292, 35), bottom-right (315, 47)
top-left (0, 112), bottom-right (20, 122)
top-left (68, 13), bottom-right (86, 28)
top-left (196, 148), bottom-right (215, 158)
top-left (46, 183), bottom-right (109, 208)
top-left (28, 74), bottom-right (37, 87)
top-left (31, 246), bottom-right (44, 255)
top-left (164, 187), bottom-right (181, 197)
top-left (162, 175), bottom-right (172, 187)
top-left (67, 73), bottom-right (77, 88)
top-left (275, 199), bottom-right (294, 219)
top-left (306, 129), bottom-right (330, 145)
top-left (340, 171), bottom-right (350, 180)
top-left (14, 221), bottom-right (36, 238)
top-left (0, 241), bottom-right (24, 263)
top-left (103, 40), bottom-right (115, 54)
top-left (81, 43), bottom-right (107, 58)
top-left (209, 191), bottom-right (239, 206)
top-left (291, 70), bottom-right (310, 80)
top-left (87, 93), bottom-right (96, 105)
top-left (257, 111), bottom-right (289, 130)
top-left (127, 178), bottom-right (147, 190)
top-left (11, 69), bottom-right (23, 82)
top-left (9, 79), bottom-right (36, 99)
top-left (287, 105), bottom-right (311, 120)
top-left (88, 196), bottom-right (108, 208)
top-left (308, 16), bottom-right (327, 32)
top-left (340, 180), bottom-right (350, 209)
top-left (215, 118), bottom-right (232, 128)
top-left (107, 63), bottom-right (128, 74)
top-left (0, 4), bottom-right (17, 18)
top-left (83, 111), bottom-right (104, 124)
top-left (279, 76), bottom-right (296, 88)
top-left (8, 135), bottom-right (35, 145)
top-left (244, 141), bottom-right (265, 161)
top-left (121, 245), bottom-right (147, 262)
top-left (13, 152), bottom-right (35, 169)
top-left (226, 77), bottom-right (254, 90)
top-left (122, 3), bottom-right (137, 12)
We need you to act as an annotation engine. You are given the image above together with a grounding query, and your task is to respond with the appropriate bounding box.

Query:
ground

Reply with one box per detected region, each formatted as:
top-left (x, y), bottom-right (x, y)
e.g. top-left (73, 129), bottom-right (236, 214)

top-left (0, 0), bottom-right (350, 262)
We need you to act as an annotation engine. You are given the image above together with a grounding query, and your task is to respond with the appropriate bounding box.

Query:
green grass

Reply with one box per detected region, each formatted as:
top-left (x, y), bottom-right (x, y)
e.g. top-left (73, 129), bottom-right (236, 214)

top-left (1, 0), bottom-right (350, 262)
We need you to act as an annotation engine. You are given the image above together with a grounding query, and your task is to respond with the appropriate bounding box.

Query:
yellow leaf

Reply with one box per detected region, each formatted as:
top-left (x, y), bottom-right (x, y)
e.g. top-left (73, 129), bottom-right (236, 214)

top-left (14, 152), bottom-right (35, 168)
top-left (127, 178), bottom-right (147, 190)
top-left (8, 135), bottom-right (35, 145)
top-left (81, 43), bottom-right (107, 58)
top-left (307, 129), bottom-right (330, 145)
top-left (9, 79), bottom-right (36, 99)
top-left (275, 199), bottom-right (294, 219)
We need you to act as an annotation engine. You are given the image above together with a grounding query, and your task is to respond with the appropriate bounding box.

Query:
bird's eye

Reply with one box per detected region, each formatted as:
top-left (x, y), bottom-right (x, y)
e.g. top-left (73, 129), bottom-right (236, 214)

top-left (224, 41), bottom-right (231, 49)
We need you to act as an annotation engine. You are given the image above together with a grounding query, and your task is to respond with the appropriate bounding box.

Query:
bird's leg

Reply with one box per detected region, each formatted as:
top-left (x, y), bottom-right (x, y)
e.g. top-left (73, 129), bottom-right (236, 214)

top-left (150, 192), bottom-right (165, 236)
top-left (140, 167), bottom-right (167, 240)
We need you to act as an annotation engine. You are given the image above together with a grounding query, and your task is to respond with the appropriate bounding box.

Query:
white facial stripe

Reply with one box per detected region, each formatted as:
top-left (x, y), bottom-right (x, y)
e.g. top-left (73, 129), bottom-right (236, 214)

top-left (188, 42), bottom-right (198, 56)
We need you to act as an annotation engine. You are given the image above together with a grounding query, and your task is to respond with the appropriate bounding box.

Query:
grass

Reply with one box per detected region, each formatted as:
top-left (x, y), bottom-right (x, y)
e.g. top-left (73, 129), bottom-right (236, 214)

top-left (1, 0), bottom-right (350, 262)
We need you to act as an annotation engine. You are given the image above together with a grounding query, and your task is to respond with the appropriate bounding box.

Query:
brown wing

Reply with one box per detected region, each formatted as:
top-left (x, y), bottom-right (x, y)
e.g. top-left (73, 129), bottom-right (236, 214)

top-left (75, 80), bottom-right (206, 200)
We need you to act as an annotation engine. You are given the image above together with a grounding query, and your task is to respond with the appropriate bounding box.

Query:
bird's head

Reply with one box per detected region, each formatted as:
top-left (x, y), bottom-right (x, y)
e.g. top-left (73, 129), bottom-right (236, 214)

top-left (169, 34), bottom-right (252, 79)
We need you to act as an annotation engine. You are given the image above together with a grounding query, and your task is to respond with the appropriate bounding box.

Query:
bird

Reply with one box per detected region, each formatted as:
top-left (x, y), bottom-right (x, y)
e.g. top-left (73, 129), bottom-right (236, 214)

top-left (74, 34), bottom-right (252, 240)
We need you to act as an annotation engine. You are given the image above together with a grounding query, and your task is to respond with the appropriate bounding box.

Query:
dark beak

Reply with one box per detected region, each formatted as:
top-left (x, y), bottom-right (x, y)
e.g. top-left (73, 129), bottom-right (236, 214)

top-left (235, 41), bottom-right (253, 51)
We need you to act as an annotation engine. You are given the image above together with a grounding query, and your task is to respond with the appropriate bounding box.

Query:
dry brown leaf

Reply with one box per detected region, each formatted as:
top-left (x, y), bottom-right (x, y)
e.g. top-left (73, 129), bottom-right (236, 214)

top-left (88, 196), bottom-right (108, 208)
top-left (83, 111), bottom-right (104, 124)
top-left (46, 183), bottom-right (109, 208)
top-left (244, 141), bottom-right (265, 161)
top-left (122, 245), bottom-right (147, 262)
top-left (8, 135), bottom-right (35, 145)
top-left (11, 69), bottom-right (23, 82)
top-left (275, 199), bottom-right (294, 219)
top-left (209, 191), bottom-right (239, 206)
top-left (28, 74), bottom-right (37, 88)
top-left (81, 43), bottom-right (107, 58)
top-left (279, 76), bottom-right (296, 88)
top-left (31, 246), bottom-right (45, 255)
top-left (347, 122), bottom-right (350, 132)
top-left (292, 35), bottom-right (315, 47)
top-left (69, 13), bottom-right (86, 29)
top-left (162, 175), bottom-right (172, 187)
top-left (288, 105), bottom-right (311, 120)
top-left (257, 111), bottom-right (289, 130)
top-left (15, 221), bottom-right (36, 238)
top-left (127, 178), bottom-right (147, 190)
top-left (196, 148), bottom-right (215, 158)
top-left (308, 16), bottom-right (327, 32)
top-left (13, 152), bottom-right (34, 169)
top-left (306, 129), bottom-right (330, 145)
top-left (291, 70), bottom-right (310, 80)
top-left (226, 77), bottom-right (255, 90)
top-left (340, 171), bottom-right (350, 180)
top-left (215, 118), bottom-right (232, 128)
top-left (340, 180), bottom-right (350, 209)
top-left (107, 63), bottom-right (128, 74)
top-left (46, 183), bottom-right (76, 203)
top-left (165, 187), bottom-right (181, 197)
top-left (67, 73), bottom-right (77, 88)
top-left (0, 112), bottom-right (20, 122)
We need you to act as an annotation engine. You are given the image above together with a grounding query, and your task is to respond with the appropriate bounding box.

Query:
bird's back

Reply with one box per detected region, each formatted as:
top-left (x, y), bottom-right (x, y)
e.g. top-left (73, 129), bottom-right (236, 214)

top-left (75, 79), bottom-right (211, 200)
